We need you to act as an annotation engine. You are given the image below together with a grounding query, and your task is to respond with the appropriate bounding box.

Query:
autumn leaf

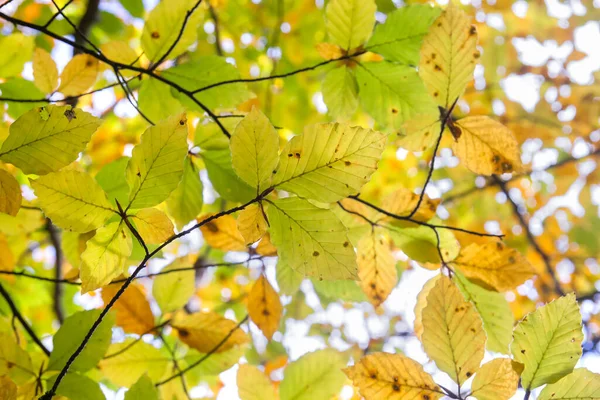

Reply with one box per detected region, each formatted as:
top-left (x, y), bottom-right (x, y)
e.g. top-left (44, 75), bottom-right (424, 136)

top-left (237, 203), bottom-right (268, 245)
top-left (470, 359), bottom-right (520, 400)
top-left (344, 353), bottom-right (443, 400)
top-left (357, 229), bottom-right (397, 306)
top-left (32, 48), bottom-right (58, 93)
top-left (538, 369), bottom-right (600, 400)
top-left (131, 208), bottom-right (174, 244)
top-left (58, 54), bottom-right (99, 96)
top-left (200, 213), bottom-right (247, 251)
top-left (102, 282), bottom-right (155, 335)
top-left (0, 170), bottom-right (21, 217)
top-left (421, 275), bottom-right (486, 385)
top-left (248, 275), bottom-right (282, 339)
top-left (237, 364), bottom-right (277, 400)
top-left (171, 311), bottom-right (248, 353)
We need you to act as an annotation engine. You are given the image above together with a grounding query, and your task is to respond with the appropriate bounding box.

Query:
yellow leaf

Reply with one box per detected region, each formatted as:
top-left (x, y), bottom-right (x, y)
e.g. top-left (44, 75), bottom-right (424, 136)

top-left (0, 170), bottom-right (21, 217)
top-left (80, 222), bottom-right (133, 293)
top-left (32, 48), bottom-right (58, 94)
top-left (199, 213), bottom-right (247, 251)
top-left (152, 256), bottom-right (195, 314)
top-left (421, 275), bottom-right (485, 385)
top-left (0, 376), bottom-right (16, 400)
top-left (378, 187), bottom-right (440, 224)
top-left (131, 208), bottom-right (174, 244)
top-left (357, 229), bottom-right (397, 306)
top-left (100, 41), bottom-right (139, 76)
top-left (171, 311), bottom-right (248, 353)
top-left (256, 233), bottom-right (278, 256)
top-left (237, 204), bottom-right (268, 245)
top-left (58, 54), bottom-right (99, 97)
top-left (451, 241), bottom-right (535, 292)
top-left (325, 0), bottom-right (376, 50)
top-left (237, 364), bottom-right (277, 400)
top-left (315, 43), bottom-right (344, 60)
top-left (248, 275), bottom-right (282, 340)
top-left (413, 275), bottom-right (440, 340)
top-left (0, 234), bottom-right (15, 273)
top-left (344, 353), bottom-right (443, 400)
top-left (452, 116), bottom-right (523, 176)
top-left (419, 1), bottom-right (478, 108)
top-left (471, 359), bottom-right (520, 400)
top-left (102, 282), bottom-right (155, 335)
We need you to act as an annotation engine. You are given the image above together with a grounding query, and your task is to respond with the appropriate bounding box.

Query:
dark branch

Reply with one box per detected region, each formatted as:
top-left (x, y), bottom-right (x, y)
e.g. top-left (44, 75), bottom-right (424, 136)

top-left (46, 219), bottom-right (64, 324)
top-left (0, 283), bottom-right (50, 356)
top-left (493, 175), bottom-right (565, 296)
top-left (207, 2), bottom-right (223, 56)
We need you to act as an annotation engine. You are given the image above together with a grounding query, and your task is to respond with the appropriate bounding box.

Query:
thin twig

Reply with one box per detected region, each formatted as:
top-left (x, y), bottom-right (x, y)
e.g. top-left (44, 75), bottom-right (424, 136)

top-left (103, 320), bottom-right (171, 359)
top-left (0, 283), bottom-right (50, 356)
top-left (156, 315), bottom-right (249, 386)
top-left (159, 334), bottom-right (192, 399)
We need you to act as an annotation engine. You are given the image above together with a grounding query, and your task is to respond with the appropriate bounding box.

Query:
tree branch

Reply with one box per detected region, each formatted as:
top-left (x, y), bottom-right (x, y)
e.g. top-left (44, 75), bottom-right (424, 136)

top-left (207, 2), bottom-right (223, 56)
top-left (493, 175), bottom-right (565, 296)
top-left (46, 219), bottom-right (64, 324)
top-left (0, 283), bottom-right (50, 356)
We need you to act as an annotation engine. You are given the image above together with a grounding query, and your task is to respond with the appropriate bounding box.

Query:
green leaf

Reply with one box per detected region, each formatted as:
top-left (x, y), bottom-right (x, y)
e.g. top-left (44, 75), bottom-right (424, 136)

top-left (182, 346), bottom-right (246, 382)
top-left (195, 118), bottom-right (240, 151)
top-left (141, 0), bottom-right (202, 62)
top-left (163, 56), bottom-right (254, 111)
top-left (367, 5), bottom-right (441, 64)
top-left (152, 257), bottom-right (196, 313)
top-left (0, 79), bottom-right (46, 119)
top-left (166, 157), bottom-right (204, 230)
top-left (272, 122), bottom-right (386, 203)
top-left (201, 149), bottom-right (255, 203)
top-left (455, 272), bottom-right (513, 354)
top-left (0, 33), bottom-right (34, 78)
top-left (538, 369), bottom-right (600, 400)
top-left (47, 372), bottom-right (105, 400)
top-left (48, 310), bottom-right (115, 372)
top-left (322, 66), bottom-right (359, 120)
top-left (511, 293), bottom-right (583, 389)
top-left (32, 170), bottom-right (116, 233)
top-left (276, 260), bottom-right (303, 296)
top-left (267, 197), bottom-right (357, 280)
top-left (230, 108), bottom-right (279, 193)
top-left (80, 221), bottom-right (133, 293)
top-left (355, 61), bottom-right (436, 129)
top-left (312, 279), bottom-right (367, 303)
top-left (138, 78), bottom-right (183, 122)
top-left (125, 374), bottom-right (159, 400)
top-left (0, 105), bottom-right (101, 175)
top-left (325, 0), bottom-right (376, 50)
top-left (96, 157), bottom-right (130, 208)
top-left (100, 339), bottom-right (170, 387)
top-left (126, 114), bottom-right (189, 209)
top-left (280, 349), bottom-right (347, 400)
top-left (387, 222), bottom-right (460, 264)
top-left (119, 0), bottom-right (144, 18)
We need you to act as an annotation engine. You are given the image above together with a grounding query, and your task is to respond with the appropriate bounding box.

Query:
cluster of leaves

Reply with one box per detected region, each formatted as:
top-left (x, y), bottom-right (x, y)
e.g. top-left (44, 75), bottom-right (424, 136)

top-left (0, 0), bottom-right (598, 399)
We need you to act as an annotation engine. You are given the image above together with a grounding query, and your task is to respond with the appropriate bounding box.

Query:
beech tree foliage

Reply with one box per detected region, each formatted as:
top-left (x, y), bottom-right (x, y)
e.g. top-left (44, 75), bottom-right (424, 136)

top-left (0, 0), bottom-right (598, 399)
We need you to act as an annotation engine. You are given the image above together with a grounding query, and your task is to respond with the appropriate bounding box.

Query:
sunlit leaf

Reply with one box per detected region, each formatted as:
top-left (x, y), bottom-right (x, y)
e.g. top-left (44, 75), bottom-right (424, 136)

top-left (200, 213), bottom-right (247, 252)
top-left (58, 54), bottom-right (99, 96)
top-left (166, 157), bottom-right (203, 230)
top-left (325, 0), bottom-right (376, 50)
top-left (237, 364), bottom-right (277, 400)
top-left (272, 122), bottom-right (386, 203)
top-left (32, 170), bottom-right (116, 232)
top-left (0, 376), bottom-right (16, 400)
top-left (152, 256), bottom-right (196, 314)
top-left (0, 333), bottom-right (34, 384)
top-left (357, 229), bottom-right (397, 306)
top-left (47, 372), bottom-right (105, 400)
top-left (344, 352), bottom-right (443, 400)
top-left (451, 241), bottom-right (535, 292)
top-left (126, 114), bottom-right (189, 209)
top-left (32, 48), bottom-right (58, 93)
top-left (538, 369), bottom-right (600, 400)
top-left (124, 374), bottom-right (159, 400)
top-left (267, 197), bottom-right (357, 280)
top-left (248, 275), bottom-right (282, 340)
top-left (237, 204), bottom-right (268, 245)
top-left (171, 311), bottom-right (248, 353)
top-left (280, 349), bottom-right (346, 400)
top-left (470, 359), bottom-right (520, 400)
top-left (131, 208), bottom-right (174, 244)
top-left (80, 222), bottom-right (133, 293)
top-left (0, 105), bottom-right (101, 175)
top-left (511, 293), bottom-right (583, 389)
top-left (421, 275), bottom-right (485, 385)
top-left (419, 1), bottom-right (478, 108)
top-left (452, 116), bottom-right (523, 175)
top-left (322, 66), bottom-right (359, 120)
top-left (201, 149), bottom-right (256, 203)
top-left (0, 33), bottom-right (34, 78)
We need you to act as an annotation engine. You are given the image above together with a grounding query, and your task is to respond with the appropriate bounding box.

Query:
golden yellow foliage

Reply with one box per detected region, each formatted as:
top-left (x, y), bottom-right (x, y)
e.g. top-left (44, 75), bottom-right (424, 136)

top-left (101, 282), bottom-right (155, 335)
top-left (171, 311), bottom-right (248, 353)
top-left (247, 275), bottom-right (282, 340)
top-left (199, 214), bottom-right (247, 251)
